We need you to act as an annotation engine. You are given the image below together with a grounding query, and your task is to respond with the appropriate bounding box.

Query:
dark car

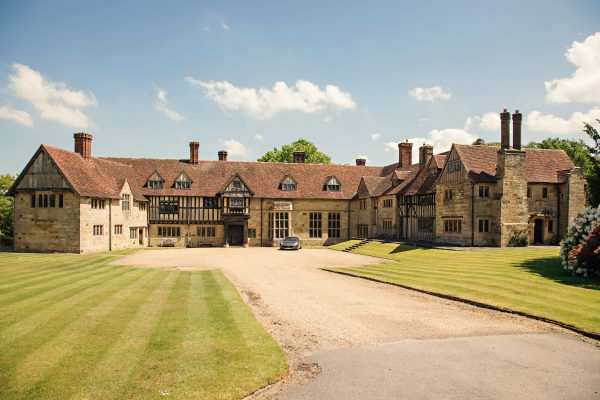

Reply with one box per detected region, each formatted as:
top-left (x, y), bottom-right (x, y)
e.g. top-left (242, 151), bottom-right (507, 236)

top-left (280, 236), bottom-right (302, 250)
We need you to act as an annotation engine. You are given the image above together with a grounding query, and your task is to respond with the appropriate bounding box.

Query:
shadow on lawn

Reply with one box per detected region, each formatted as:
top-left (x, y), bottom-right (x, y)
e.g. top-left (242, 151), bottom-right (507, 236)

top-left (517, 257), bottom-right (600, 290)
top-left (389, 244), bottom-right (435, 254)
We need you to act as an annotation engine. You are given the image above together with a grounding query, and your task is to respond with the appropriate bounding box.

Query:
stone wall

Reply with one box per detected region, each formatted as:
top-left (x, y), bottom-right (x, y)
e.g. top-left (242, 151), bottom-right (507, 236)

top-left (13, 192), bottom-right (81, 253)
top-left (79, 181), bottom-right (148, 253)
top-left (497, 150), bottom-right (529, 246)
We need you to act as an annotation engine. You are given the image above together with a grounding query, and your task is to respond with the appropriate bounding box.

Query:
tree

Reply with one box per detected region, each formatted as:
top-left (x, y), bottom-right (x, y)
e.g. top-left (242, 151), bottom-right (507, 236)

top-left (583, 120), bottom-right (600, 207)
top-left (0, 174), bottom-right (16, 246)
top-left (257, 139), bottom-right (332, 164)
top-left (525, 135), bottom-right (600, 207)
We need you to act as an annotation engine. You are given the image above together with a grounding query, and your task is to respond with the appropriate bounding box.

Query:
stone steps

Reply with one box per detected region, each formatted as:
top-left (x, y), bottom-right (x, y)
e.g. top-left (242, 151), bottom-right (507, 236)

top-left (342, 238), bottom-right (372, 252)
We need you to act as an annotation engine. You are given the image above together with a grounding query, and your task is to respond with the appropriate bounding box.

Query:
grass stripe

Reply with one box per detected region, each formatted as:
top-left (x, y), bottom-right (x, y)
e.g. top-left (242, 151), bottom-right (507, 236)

top-left (0, 259), bottom-right (102, 293)
top-left (68, 271), bottom-right (179, 400)
top-left (0, 265), bottom-right (134, 327)
top-left (20, 271), bottom-right (170, 400)
top-left (0, 269), bottom-right (150, 387)
top-left (119, 272), bottom-right (192, 399)
top-left (0, 259), bottom-right (107, 298)
top-left (357, 264), bottom-right (600, 311)
top-left (4, 269), bottom-right (163, 396)
top-left (0, 267), bottom-right (141, 348)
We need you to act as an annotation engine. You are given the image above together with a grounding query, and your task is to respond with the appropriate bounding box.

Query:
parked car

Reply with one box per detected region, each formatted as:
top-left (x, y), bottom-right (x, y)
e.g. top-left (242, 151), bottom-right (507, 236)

top-left (280, 236), bottom-right (302, 250)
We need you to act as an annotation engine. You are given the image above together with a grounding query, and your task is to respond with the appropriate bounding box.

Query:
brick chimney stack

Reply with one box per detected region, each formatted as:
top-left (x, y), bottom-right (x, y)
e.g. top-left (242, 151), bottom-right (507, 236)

top-left (398, 140), bottom-right (413, 168)
top-left (218, 150), bottom-right (228, 161)
top-left (512, 110), bottom-right (522, 150)
top-left (500, 109), bottom-right (511, 150)
top-left (189, 141), bottom-right (199, 164)
top-left (293, 151), bottom-right (306, 163)
top-left (74, 132), bottom-right (93, 159)
top-left (355, 158), bottom-right (366, 166)
top-left (419, 143), bottom-right (433, 166)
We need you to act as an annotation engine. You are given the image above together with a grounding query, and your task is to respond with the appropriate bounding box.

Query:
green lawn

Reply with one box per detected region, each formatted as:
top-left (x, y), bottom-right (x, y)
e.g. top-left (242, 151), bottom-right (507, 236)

top-left (327, 241), bottom-right (600, 334)
top-left (0, 253), bottom-right (287, 400)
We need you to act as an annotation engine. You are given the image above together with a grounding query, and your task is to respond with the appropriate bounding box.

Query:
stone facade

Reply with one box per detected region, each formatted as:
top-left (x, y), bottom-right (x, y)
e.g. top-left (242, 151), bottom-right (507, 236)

top-left (9, 117), bottom-right (588, 253)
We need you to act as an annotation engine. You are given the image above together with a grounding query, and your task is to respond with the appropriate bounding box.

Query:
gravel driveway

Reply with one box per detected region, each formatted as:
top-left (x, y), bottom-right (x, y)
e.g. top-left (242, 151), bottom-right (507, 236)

top-left (112, 248), bottom-right (598, 399)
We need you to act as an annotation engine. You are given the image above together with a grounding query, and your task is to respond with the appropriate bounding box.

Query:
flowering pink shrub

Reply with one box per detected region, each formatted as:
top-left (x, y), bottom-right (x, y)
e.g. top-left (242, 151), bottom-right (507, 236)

top-left (560, 206), bottom-right (600, 276)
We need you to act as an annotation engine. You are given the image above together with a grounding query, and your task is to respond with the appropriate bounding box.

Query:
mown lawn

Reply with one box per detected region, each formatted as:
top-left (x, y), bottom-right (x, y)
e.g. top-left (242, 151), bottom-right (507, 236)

top-left (0, 253), bottom-right (287, 400)
top-left (327, 241), bottom-right (600, 333)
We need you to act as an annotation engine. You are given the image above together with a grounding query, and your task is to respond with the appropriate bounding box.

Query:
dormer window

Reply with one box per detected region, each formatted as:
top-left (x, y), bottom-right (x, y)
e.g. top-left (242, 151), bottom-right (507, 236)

top-left (232, 180), bottom-right (242, 190)
top-left (147, 172), bottom-right (164, 189)
top-left (280, 176), bottom-right (297, 191)
top-left (325, 177), bottom-right (341, 192)
top-left (175, 181), bottom-right (191, 189)
top-left (392, 178), bottom-right (399, 187)
top-left (174, 172), bottom-right (192, 189)
top-left (148, 180), bottom-right (163, 189)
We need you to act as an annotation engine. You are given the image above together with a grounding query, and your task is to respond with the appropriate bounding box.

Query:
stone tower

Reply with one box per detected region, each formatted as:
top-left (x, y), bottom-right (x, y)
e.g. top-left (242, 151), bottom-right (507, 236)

top-left (496, 109), bottom-right (529, 246)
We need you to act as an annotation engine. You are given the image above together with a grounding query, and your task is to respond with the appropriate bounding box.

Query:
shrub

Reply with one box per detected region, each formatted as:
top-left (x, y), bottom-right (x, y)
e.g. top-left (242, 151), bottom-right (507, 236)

top-left (560, 206), bottom-right (600, 276)
top-left (507, 229), bottom-right (529, 247)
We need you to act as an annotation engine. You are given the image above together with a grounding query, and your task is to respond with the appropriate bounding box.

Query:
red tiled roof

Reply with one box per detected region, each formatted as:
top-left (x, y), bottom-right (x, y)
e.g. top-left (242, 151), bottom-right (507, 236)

top-left (99, 157), bottom-right (394, 200)
top-left (43, 145), bottom-right (147, 201)
top-left (454, 145), bottom-right (575, 183)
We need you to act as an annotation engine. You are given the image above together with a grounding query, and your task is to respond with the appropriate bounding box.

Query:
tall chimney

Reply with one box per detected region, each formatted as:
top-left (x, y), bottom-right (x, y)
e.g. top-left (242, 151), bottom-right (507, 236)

top-left (419, 144), bottom-right (433, 166)
top-left (500, 109), bottom-right (511, 150)
top-left (74, 132), bottom-right (93, 159)
top-left (293, 151), bottom-right (306, 163)
top-left (355, 158), bottom-right (366, 166)
top-left (218, 150), bottom-right (228, 161)
top-left (512, 110), bottom-right (522, 150)
top-left (398, 140), bottom-right (413, 168)
top-left (189, 141), bottom-right (199, 164)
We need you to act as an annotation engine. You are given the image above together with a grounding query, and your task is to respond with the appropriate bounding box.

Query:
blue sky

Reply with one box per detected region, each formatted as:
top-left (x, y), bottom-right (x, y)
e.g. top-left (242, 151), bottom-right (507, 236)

top-left (1, 0), bottom-right (599, 173)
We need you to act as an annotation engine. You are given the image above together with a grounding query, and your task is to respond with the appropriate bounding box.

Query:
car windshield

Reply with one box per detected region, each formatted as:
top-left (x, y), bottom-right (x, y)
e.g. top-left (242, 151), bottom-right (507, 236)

top-left (284, 237), bottom-right (299, 242)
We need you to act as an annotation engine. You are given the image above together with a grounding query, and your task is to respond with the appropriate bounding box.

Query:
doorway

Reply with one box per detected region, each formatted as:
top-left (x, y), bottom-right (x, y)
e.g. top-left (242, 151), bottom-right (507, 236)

top-left (139, 228), bottom-right (143, 245)
top-left (534, 219), bottom-right (543, 244)
top-left (228, 225), bottom-right (244, 246)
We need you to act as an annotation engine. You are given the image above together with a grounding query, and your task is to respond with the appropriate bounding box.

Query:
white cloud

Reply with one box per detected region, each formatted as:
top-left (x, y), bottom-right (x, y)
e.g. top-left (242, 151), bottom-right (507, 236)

top-left (371, 132), bottom-right (381, 141)
top-left (545, 32), bottom-right (600, 103)
top-left (384, 142), bottom-right (397, 152)
top-left (219, 139), bottom-right (248, 158)
top-left (464, 112), bottom-right (500, 133)
top-left (185, 78), bottom-right (357, 120)
top-left (0, 106), bottom-right (33, 127)
top-left (525, 107), bottom-right (600, 134)
top-left (221, 21), bottom-right (229, 31)
top-left (408, 86), bottom-right (452, 102)
top-left (8, 63), bottom-right (97, 129)
top-left (253, 133), bottom-right (264, 141)
top-left (154, 87), bottom-right (185, 121)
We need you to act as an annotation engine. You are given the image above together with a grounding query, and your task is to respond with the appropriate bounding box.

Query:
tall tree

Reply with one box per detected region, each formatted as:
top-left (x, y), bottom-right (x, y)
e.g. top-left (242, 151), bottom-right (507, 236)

top-left (583, 120), bottom-right (600, 207)
top-left (257, 139), bottom-right (332, 164)
top-left (0, 174), bottom-right (16, 246)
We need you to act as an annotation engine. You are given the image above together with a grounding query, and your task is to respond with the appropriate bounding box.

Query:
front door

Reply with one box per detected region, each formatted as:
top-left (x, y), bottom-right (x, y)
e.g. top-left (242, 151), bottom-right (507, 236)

top-left (228, 225), bottom-right (244, 246)
top-left (139, 228), bottom-right (143, 245)
top-left (534, 219), bottom-right (543, 244)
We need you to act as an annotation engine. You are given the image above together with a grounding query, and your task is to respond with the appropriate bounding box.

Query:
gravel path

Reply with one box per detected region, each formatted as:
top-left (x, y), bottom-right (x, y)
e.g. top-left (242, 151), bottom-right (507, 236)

top-left (113, 248), bottom-right (556, 397)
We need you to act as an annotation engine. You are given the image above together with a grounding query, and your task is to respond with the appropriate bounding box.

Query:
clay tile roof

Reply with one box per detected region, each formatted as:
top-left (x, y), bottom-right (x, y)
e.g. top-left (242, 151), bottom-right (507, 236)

top-left (99, 157), bottom-right (389, 200)
top-left (433, 153), bottom-right (447, 167)
top-left (524, 148), bottom-right (576, 183)
top-left (43, 145), bottom-right (146, 201)
top-left (454, 144), bottom-right (576, 183)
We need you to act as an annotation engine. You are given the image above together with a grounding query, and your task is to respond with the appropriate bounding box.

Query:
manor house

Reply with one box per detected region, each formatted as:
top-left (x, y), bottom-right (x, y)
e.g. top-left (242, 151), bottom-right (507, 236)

top-left (8, 109), bottom-right (586, 253)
